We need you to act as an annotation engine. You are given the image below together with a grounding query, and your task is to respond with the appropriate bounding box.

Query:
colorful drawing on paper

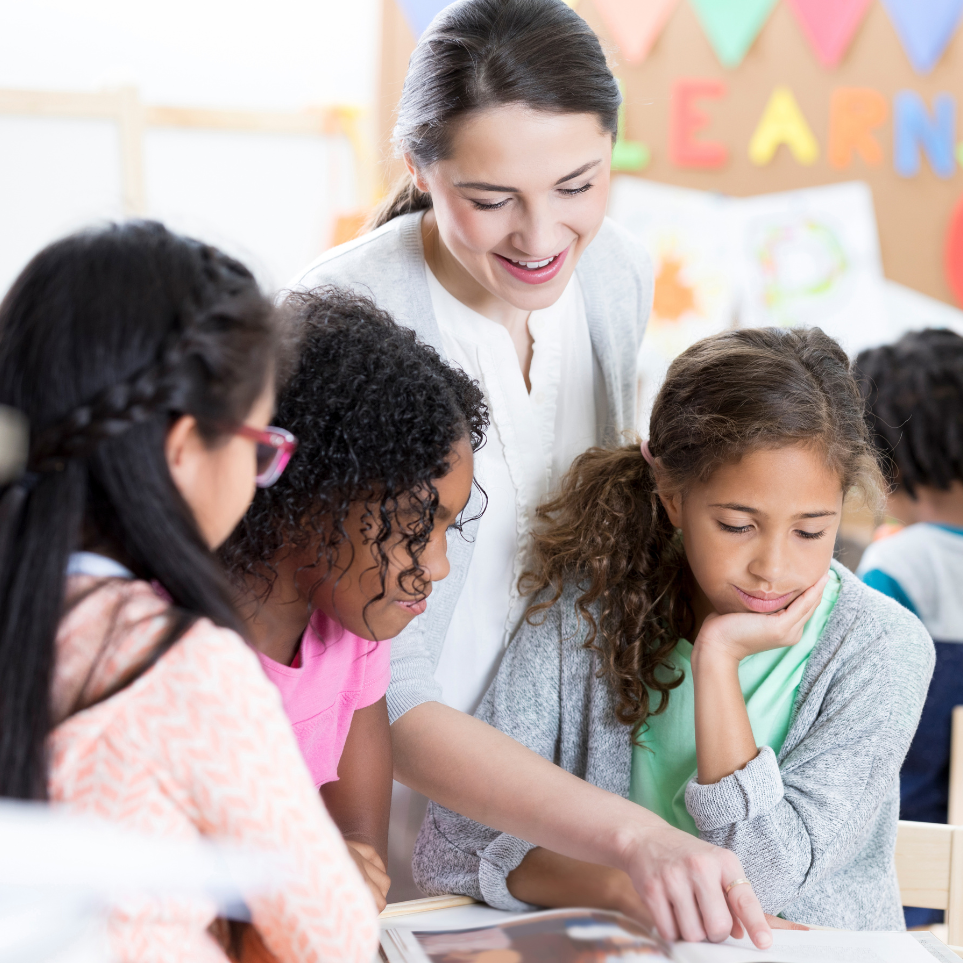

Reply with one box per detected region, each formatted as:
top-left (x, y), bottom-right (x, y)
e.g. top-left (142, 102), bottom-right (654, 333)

top-left (733, 181), bottom-right (892, 355)
top-left (607, 177), bottom-right (739, 425)
top-left (752, 219), bottom-right (850, 318)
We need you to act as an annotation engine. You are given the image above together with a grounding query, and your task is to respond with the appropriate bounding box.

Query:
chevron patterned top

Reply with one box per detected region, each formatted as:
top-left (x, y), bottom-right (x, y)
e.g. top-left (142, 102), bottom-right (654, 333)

top-left (47, 576), bottom-right (379, 963)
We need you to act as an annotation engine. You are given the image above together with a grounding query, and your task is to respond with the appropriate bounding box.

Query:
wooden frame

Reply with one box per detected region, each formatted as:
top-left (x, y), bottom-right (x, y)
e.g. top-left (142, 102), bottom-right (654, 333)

top-left (0, 87), bottom-right (375, 219)
top-left (896, 820), bottom-right (963, 945)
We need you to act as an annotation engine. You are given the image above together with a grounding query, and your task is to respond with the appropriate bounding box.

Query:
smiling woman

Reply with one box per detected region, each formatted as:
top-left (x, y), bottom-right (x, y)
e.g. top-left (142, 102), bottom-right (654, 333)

top-left (282, 0), bottom-right (798, 949)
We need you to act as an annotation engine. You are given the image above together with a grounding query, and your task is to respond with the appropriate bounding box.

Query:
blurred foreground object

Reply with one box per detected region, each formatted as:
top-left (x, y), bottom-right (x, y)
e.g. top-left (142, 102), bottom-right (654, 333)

top-left (0, 406), bottom-right (28, 486)
top-left (0, 801), bottom-right (281, 963)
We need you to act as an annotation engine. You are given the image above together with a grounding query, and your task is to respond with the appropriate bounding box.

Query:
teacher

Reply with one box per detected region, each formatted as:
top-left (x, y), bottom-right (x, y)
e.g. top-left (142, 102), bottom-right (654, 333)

top-left (292, 0), bottom-right (773, 948)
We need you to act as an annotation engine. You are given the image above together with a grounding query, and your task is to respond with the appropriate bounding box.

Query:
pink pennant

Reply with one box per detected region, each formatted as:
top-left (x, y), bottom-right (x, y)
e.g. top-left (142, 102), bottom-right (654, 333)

top-left (593, 0), bottom-right (679, 64)
top-left (786, 0), bottom-right (873, 67)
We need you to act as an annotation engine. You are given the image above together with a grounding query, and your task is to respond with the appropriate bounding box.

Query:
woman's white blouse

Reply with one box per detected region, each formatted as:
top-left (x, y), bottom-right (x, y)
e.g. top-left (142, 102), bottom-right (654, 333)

top-left (425, 265), bottom-right (606, 714)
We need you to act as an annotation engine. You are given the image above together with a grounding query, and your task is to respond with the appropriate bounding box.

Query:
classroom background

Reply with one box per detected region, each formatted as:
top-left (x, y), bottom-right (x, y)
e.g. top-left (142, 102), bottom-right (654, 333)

top-left (7, 0), bottom-right (963, 941)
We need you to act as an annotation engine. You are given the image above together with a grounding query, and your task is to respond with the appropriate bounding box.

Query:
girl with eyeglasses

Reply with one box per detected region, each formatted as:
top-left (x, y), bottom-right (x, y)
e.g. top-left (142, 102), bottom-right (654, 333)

top-left (222, 286), bottom-right (488, 912)
top-left (0, 222), bottom-right (378, 963)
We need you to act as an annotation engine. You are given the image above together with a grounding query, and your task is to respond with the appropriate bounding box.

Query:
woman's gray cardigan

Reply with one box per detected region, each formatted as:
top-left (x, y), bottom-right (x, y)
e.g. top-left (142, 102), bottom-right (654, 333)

top-left (412, 561), bottom-right (934, 930)
top-left (289, 212), bottom-right (653, 724)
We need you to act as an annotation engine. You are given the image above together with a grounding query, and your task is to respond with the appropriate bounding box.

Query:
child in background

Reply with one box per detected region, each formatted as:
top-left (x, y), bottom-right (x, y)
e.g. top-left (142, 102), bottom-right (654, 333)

top-left (221, 288), bottom-right (487, 910)
top-left (414, 327), bottom-right (933, 931)
top-left (0, 223), bottom-right (378, 962)
top-left (856, 329), bottom-right (963, 928)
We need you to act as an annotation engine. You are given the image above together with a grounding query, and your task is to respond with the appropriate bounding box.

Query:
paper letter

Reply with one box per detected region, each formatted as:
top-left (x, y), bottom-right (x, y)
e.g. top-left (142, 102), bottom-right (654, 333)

top-left (748, 87), bottom-right (820, 166)
top-left (894, 90), bottom-right (956, 178)
top-left (829, 88), bottom-right (888, 168)
top-left (670, 79), bottom-right (728, 169)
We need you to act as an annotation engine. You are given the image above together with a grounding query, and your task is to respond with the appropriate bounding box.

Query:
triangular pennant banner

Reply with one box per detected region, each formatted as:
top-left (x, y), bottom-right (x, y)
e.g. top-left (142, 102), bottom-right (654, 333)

top-left (881, 0), bottom-right (963, 74)
top-left (786, 0), bottom-right (872, 67)
top-left (396, 0), bottom-right (451, 39)
top-left (689, 0), bottom-right (778, 68)
top-left (593, 0), bottom-right (679, 64)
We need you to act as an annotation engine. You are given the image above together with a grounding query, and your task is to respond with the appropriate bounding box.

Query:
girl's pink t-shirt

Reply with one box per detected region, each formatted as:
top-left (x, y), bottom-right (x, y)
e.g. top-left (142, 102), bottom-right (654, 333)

top-left (257, 612), bottom-right (391, 788)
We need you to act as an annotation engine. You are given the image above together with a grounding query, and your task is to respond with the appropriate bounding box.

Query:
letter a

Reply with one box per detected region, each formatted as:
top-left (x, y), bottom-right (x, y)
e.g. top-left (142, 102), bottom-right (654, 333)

top-left (748, 86), bottom-right (820, 166)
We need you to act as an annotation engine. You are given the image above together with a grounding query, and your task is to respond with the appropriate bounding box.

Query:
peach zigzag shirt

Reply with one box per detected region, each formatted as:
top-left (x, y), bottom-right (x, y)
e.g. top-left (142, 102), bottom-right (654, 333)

top-left (48, 575), bottom-right (378, 963)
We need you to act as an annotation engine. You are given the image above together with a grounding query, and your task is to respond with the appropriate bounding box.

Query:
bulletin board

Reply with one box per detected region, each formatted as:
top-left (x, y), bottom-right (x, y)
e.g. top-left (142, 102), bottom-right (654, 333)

top-left (377, 0), bottom-right (963, 307)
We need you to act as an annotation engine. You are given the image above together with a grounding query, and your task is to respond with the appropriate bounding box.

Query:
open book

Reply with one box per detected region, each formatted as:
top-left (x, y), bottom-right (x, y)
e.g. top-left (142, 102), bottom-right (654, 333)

top-left (381, 907), bottom-right (957, 963)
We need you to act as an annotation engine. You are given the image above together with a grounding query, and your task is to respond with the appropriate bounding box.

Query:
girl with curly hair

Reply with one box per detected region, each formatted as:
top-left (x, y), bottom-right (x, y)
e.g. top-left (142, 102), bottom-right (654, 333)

top-left (221, 287), bottom-right (487, 911)
top-left (414, 326), bottom-right (934, 931)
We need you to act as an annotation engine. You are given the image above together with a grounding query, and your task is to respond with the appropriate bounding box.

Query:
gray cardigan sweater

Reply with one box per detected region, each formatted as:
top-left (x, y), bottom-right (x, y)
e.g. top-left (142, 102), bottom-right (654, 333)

top-left (290, 212), bottom-right (653, 724)
top-left (411, 561), bottom-right (934, 930)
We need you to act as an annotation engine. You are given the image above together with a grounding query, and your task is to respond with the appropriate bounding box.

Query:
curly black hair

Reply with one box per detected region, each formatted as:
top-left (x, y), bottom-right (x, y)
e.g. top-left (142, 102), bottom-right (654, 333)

top-left (221, 286), bottom-right (488, 612)
top-left (856, 329), bottom-right (963, 497)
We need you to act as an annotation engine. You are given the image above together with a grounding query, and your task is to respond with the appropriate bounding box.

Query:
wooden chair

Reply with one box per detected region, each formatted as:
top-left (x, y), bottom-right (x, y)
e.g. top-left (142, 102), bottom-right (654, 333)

top-left (947, 706), bottom-right (963, 826)
top-left (896, 820), bottom-right (963, 946)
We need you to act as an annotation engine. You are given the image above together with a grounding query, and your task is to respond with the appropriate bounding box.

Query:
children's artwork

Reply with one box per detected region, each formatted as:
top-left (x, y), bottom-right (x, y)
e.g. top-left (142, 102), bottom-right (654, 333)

top-left (607, 177), bottom-right (739, 425)
top-left (786, 0), bottom-right (873, 68)
top-left (880, 0), bottom-right (963, 75)
top-left (609, 178), bottom-right (897, 419)
top-left (396, 0), bottom-right (450, 38)
top-left (732, 181), bottom-right (892, 355)
top-left (688, 0), bottom-right (779, 68)
top-left (592, 0), bottom-right (679, 64)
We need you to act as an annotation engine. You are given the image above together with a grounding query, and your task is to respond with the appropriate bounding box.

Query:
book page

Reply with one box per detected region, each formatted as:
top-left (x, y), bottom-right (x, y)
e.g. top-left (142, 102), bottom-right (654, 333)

top-left (672, 930), bottom-right (938, 963)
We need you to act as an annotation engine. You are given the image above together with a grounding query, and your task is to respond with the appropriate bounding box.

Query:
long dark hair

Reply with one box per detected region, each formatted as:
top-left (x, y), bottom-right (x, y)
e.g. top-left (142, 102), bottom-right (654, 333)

top-left (370, 0), bottom-right (621, 229)
top-left (522, 327), bottom-right (884, 737)
top-left (221, 287), bottom-right (488, 634)
top-left (0, 220), bottom-right (276, 799)
top-left (856, 329), bottom-right (963, 497)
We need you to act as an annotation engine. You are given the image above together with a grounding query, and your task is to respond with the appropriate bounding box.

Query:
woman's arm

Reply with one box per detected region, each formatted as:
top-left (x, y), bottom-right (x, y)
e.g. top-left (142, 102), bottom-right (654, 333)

top-left (321, 696), bottom-right (392, 910)
top-left (395, 702), bottom-right (772, 948)
top-left (506, 848), bottom-right (808, 934)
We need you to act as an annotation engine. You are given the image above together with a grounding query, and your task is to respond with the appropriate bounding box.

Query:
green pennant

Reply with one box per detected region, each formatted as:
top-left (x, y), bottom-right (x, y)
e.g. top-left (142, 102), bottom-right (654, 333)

top-left (689, 0), bottom-right (778, 67)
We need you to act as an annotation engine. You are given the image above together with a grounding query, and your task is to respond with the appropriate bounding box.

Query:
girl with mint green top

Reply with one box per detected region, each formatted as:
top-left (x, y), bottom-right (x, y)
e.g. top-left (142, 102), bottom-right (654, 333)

top-left (413, 327), bottom-right (935, 931)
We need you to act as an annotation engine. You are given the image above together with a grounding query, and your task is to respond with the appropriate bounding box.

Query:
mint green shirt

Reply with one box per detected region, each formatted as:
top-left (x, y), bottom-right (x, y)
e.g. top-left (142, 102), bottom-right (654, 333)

top-left (629, 570), bottom-right (841, 835)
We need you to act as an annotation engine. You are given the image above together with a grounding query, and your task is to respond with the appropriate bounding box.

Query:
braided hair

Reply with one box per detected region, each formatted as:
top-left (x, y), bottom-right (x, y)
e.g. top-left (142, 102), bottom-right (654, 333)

top-left (856, 329), bottom-right (963, 497)
top-left (0, 220), bottom-right (276, 799)
top-left (221, 286), bottom-right (488, 628)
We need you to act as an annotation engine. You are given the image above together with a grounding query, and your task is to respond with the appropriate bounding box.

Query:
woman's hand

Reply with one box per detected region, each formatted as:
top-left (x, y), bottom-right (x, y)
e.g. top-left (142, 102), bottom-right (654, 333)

top-left (345, 840), bottom-right (391, 912)
top-left (394, 702), bottom-right (775, 950)
top-left (694, 572), bottom-right (830, 665)
top-left (621, 825), bottom-right (773, 948)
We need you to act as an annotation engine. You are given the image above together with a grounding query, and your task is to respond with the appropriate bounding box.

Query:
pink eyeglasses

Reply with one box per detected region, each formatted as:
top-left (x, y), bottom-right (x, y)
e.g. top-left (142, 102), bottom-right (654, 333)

top-left (232, 424), bottom-right (298, 488)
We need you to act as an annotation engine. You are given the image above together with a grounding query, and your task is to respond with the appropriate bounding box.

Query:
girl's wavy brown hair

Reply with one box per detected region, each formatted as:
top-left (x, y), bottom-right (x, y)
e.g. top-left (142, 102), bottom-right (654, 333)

top-left (521, 326), bottom-right (884, 738)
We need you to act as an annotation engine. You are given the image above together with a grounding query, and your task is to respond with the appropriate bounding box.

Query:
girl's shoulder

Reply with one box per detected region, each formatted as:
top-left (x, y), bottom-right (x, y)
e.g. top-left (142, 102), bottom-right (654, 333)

top-left (53, 577), bottom-right (273, 734)
top-left (827, 561), bottom-right (934, 668)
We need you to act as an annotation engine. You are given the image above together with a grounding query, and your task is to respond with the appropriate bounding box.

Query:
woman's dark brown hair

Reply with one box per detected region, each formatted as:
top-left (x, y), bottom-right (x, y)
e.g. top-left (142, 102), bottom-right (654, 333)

top-left (370, 0), bottom-right (621, 230)
top-left (522, 326), bottom-right (884, 737)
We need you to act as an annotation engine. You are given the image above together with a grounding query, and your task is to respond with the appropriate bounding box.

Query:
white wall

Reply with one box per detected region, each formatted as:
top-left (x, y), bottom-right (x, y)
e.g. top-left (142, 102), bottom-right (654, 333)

top-left (0, 0), bottom-right (381, 293)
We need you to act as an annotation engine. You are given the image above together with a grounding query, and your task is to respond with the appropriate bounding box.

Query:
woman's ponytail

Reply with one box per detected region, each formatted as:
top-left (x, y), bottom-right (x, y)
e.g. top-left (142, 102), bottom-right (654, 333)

top-left (367, 175), bottom-right (432, 232)
top-left (522, 443), bottom-right (689, 735)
